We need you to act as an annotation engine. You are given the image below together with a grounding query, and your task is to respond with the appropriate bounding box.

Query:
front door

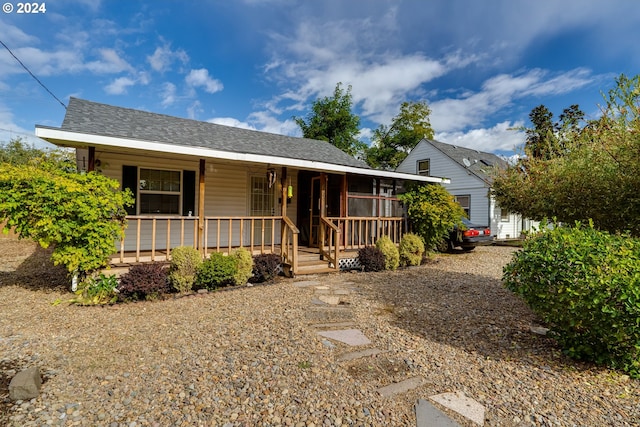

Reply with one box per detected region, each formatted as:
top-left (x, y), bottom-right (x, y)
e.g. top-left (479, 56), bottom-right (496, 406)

top-left (309, 176), bottom-right (321, 247)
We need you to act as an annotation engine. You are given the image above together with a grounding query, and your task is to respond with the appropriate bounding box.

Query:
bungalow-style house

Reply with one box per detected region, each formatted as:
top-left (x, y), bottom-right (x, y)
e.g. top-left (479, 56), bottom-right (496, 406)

top-left (396, 139), bottom-right (535, 240)
top-left (36, 98), bottom-right (447, 275)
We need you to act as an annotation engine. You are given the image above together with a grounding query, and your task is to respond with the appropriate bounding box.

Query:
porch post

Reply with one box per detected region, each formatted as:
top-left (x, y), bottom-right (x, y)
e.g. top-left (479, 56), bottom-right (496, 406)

top-left (281, 167), bottom-right (288, 217)
top-left (198, 159), bottom-right (206, 255)
top-left (319, 173), bottom-right (327, 251)
top-left (87, 146), bottom-right (95, 172)
top-left (341, 174), bottom-right (348, 248)
top-left (281, 167), bottom-right (287, 258)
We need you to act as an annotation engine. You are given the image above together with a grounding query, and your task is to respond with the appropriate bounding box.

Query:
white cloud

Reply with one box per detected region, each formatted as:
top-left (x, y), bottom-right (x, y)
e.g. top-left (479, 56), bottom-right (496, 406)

top-left (435, 121), bottom-right (526, 154)
top-left (148, 43), bottom-right (189, 73)
top-left (86, 48), bottom-right (134, 74)
top-left (430, 69), bottom-right (595, 133)
top-left (160, 82), bottom-right (177, 107)
top-left (207, 117), bottom-right (257, 131)
top-left (104, 77), bottom-right (136, 95)
top-left (185, 69), bottom-right (223, 94)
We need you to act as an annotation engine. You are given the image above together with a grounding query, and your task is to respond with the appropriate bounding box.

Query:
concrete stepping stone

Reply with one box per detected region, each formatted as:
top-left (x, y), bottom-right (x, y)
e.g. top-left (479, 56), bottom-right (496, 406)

top-left (318, 295), bottom-right (341, 305)
top-left (317, 328), bottom-right (371, 346)
top-left (293, 280), bottom-right (321, 287)
top-left (336, 348), bottom-right (386, 362)
top-left (310, 321), bottom-right (357, 329)
top-left (429, 391), bottom-right (485, 426)
top-left (376, 376), bottom-right (424, 398)
top-left (415, 399), bottom-right (461, 427)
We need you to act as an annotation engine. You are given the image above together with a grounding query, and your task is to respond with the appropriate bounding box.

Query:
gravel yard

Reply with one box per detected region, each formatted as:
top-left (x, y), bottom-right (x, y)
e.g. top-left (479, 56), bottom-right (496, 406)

top-left (1, 239), bottom-right (639, 426)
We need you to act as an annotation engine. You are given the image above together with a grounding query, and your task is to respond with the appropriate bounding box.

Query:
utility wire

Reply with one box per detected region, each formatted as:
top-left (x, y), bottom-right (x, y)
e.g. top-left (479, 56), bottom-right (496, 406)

top-left (0, 39), bottom-right (67, 110)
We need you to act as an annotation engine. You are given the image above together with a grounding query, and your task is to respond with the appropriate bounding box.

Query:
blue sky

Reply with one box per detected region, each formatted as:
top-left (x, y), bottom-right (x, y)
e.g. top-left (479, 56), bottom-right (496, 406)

top-left (1, 0), bottom-right (639, 156)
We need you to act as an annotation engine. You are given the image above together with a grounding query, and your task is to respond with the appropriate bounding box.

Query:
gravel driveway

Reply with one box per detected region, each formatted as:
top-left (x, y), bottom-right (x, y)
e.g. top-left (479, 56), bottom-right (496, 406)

top-left (1, 240), bottom-right (639, 426)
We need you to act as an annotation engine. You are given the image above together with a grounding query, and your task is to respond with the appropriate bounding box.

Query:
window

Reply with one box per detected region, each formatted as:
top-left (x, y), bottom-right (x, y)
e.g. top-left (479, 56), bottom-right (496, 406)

top-left (417, 159), bottom-right (430, 176)
top-left (250, 175), bottom-right (276, 242)
top-left (139, 168), bottom-right (181, 214)
top-left (500, 208), bottom-right (510, 222)
top-left (454, 195), bottom-right (470, 218)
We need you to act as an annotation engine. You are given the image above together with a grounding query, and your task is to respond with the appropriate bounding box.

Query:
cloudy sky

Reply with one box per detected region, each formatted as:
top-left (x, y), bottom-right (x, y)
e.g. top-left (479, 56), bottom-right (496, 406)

top-left (1, 0), bottom-right (638, 156)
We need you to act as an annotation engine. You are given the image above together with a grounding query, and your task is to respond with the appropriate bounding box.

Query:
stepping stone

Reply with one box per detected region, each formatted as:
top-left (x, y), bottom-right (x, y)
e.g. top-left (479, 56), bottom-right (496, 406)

top-left (310, 321), bottom-right (357, 329)
top-left (333, 289), bottom-right (352, 295)
top-left (336, 348), bottom-right (386, 362)
top-left (293, 280), bottom-right (321, 287)
top-left (318, 295), bottom-right (341, 305)
top-left (314, 285), bottom-right (331, 290)
top-left (415, 399), bottom-right (461, 427)
top-left (429, 391), bottom-right (485, 426)
top-left (377, 376), bottom-right (424, 398)
top-left (311, 298), bottom-right (329, 306)
top-left (317, 329), bottom-right (371, 346)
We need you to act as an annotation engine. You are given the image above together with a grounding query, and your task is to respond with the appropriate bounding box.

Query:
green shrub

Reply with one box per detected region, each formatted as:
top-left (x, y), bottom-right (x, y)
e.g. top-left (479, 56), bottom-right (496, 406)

top-left (399, 233), bottom-right (425, 266)
top-left (70, 273), bottom-right (119, 305)
top-left (250, 253), bottom-right (281, 283)
top-left (375, 236), bottom-right (399, 270)
top-left (398, 183), bottom-right (465, 252)
top-left (196, 252), bottom-right (237, 290)
top-left (357, 246), bottom-right (386, 272)
top-left (118, 263), bottom-right (170, 301)
top-left (168, 246), bottom-right (202, 293)
top-left (503, 221), bottom-right (640, 377)
top-left (231, 248), bottom-right (253, 285)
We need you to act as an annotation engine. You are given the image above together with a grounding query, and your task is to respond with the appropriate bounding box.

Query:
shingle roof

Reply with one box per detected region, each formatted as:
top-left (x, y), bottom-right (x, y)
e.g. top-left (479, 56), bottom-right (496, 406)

top-left (425, 139), bottom-right (508, 183)
top-left (60, 97), bottom-right (369, 169)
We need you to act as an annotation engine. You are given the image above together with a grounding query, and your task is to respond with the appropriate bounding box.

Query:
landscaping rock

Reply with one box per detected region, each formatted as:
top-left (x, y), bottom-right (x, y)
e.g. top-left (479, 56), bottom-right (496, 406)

top-left (9, 367), bottom-right (42, 401)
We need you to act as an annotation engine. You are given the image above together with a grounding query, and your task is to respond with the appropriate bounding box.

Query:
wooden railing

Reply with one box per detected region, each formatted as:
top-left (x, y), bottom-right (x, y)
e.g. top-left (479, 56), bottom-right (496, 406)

top-left (281, 216), bottom-right (299, 275)
top-left (325, 216), bottom-right (405, 250)
top-left (319, 217), bottom-right (341, 271)
top-left (118, 215), bottom-right (290, 264)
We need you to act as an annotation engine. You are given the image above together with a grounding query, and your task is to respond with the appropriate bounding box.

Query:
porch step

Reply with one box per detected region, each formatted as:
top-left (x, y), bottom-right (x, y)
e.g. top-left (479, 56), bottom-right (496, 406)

top-left (295, 258), bottom-right (338, 275)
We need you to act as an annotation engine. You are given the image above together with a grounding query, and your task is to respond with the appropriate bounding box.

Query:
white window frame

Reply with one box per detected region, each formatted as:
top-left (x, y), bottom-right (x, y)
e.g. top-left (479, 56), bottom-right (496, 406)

top-left (454, 195), bottom-right (470, 218)
top-left (138, 168), bottom-right (182, 215)
top-left (417, 159), bottom-right (430, 176)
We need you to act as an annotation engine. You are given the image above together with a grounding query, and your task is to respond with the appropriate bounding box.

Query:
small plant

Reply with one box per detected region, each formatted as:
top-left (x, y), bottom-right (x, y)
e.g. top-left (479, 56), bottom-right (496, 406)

top-left (196, 252), bottom-right (237, 290)
top-left (357, 246), bottom-right (386, 272)
top-left (118, 263), bottom-right (170, 301)
top-left (231, 248), bottom-right (253, 286)
top-left (250, 253), bottom-right (281, 283)
top-left (69, 273), bottom-right (119, 305)
top-left (375, 236), bottom-right (399, 270)
top-left (399, 233), bottom-right (425, 267)
top-left (168, 246), bottom-right (202, 293)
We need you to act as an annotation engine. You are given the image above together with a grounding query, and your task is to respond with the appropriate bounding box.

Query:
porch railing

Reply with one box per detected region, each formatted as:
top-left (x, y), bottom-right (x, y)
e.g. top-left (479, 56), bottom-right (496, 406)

top-left (117, 215), bottom-right (296, 268)
top-left (319, 217), bottom-right (341, 271)
top-left (281, 216), bottom-right (299, 274)
top-left (325, 216), bottom-right (405, 250)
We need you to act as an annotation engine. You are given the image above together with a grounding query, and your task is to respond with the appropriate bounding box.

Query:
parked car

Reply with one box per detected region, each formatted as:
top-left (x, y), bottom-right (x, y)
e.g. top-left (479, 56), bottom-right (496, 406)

top-left (438, 218), bottom-right (492, 252)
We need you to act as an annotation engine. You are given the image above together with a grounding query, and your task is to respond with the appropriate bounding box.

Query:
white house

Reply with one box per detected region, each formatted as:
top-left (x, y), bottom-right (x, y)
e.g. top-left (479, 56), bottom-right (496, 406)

top-left (397, 139), bottom-right (535, 240)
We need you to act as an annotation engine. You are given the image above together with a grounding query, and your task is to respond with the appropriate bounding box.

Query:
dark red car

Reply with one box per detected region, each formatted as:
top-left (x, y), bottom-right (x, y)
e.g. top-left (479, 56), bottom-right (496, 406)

top-left (439, 218), bottom-right (492, 252)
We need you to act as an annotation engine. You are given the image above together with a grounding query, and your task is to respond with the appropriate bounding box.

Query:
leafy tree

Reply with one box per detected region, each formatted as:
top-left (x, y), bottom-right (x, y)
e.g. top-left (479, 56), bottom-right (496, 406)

top-left (365, 101), bottom-right (434, 169)
top-left (524, 104), bottom-right (585, 160)
top-left (492, 74), bottom-right (639, 235)
top-left (294, 83), bottom-right (365, 157)
top-left (0, 139), bottom-right (133, 277)
top-left (399, 183), bottom-right (465, 251)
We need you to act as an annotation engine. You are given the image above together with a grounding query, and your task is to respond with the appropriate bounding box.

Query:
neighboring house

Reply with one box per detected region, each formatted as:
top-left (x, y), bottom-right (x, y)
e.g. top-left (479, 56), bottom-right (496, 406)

top-left (396, 139), bottom-right (535, 240)
top-left (36, 98), bottom-right (447, 275)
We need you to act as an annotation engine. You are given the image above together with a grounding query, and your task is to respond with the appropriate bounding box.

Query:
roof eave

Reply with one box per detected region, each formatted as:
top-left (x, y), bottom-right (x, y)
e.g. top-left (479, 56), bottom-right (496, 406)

top-left (35, 126), bottom-right (448, 184)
